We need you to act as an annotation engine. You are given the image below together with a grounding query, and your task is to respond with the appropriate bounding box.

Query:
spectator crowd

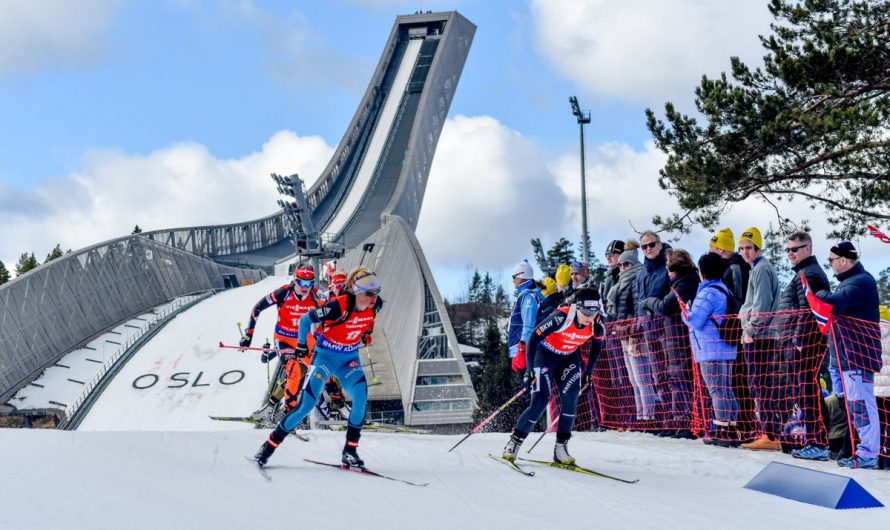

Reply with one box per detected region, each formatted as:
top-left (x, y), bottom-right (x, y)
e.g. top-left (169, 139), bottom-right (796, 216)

top-left (507, 227), bottom-right (890, 470)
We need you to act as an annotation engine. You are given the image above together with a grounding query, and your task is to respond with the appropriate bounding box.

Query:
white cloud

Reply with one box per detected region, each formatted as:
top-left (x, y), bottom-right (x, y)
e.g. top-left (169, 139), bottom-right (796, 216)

top-left (0, 0), bottom-right (120, 76)
top-left (416, 115), bottom-right (569, 271)
top-left (529, 0), bottom-right (772, 104)
top-left (0, 131), bottom-right (333, 267)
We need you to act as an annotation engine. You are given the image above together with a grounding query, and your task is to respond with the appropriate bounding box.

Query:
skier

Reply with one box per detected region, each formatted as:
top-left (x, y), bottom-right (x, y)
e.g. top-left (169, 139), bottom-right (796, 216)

top-left (240, 263), bottom-right (323, 422)
top-left (254, 267), bottom-right (383, 468)
top-left (502, 288), bottom-right (605, 464)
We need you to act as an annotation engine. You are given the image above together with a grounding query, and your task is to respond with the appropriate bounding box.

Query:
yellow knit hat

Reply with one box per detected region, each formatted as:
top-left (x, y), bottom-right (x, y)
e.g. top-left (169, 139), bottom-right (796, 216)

top-left (739, 227), bottom-right (763, 250)
top-left (880, 305), bottom-right (890, 322)
top-left (540, 277), bottom-right (557, 297)
top-left (709, 228), bottom-right (735, 253)
top-left (555, 264), bottom-right (572, 288)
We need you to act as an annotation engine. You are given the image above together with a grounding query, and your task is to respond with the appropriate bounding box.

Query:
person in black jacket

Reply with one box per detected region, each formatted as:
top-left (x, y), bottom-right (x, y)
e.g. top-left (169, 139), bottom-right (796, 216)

top-left (776, 232), bottom-right (831, 460)
top-left (640, 249), bottom-right (700, 438)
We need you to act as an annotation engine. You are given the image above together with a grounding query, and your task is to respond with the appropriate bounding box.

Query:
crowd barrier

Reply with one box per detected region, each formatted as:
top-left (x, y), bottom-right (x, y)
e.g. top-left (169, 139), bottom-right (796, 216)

top-left (549, 310), bottom-right (889, 461)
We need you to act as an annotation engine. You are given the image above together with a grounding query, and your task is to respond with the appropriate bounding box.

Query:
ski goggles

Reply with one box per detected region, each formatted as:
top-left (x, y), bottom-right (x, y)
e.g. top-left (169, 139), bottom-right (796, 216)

top-left (353, 274), bottom-right (381, 296)
top-left (576, 300), bottom-right (602, 318)
top-left (295, 279), bottom-right (314, 288)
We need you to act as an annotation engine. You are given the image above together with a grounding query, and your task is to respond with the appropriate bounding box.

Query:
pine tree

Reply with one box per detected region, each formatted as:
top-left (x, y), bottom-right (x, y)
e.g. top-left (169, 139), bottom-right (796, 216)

top-left (0, 260), bottom-right (9, 285)
top-left (546, 238), bottom-right (576, 266)
top-left (480, 273), bottom-right (494, 305)
top-left (132, 225), bottom-right (143, 234)
top-left (763, 224), bottom-right (792, 290)
top-left (14, 252), bottom-right (39, 276)
top-left (646, 0), bottom-right (890, 239)
top-left (44, 244), bottom-right (64, 263)
top-left (878, 267), bottom-right (890, 306)
top-left (468, 270), bottom-right (482, 303)
top-left (473, 316), bottom-right (519, 431)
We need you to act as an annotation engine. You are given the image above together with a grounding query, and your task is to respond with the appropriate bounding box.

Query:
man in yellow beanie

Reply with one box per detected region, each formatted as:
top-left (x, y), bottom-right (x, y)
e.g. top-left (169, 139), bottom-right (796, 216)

top-left (710, 228), bottom-right (735, 254)
top-left (737, 226), bottom-right (782, 451)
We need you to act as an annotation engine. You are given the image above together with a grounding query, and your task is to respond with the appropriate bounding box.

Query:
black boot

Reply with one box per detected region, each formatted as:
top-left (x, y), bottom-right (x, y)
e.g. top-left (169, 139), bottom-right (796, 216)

top-left (254, 440), bottom-right (277, 468)
top-left (342, 442), bottom-right (364, 468)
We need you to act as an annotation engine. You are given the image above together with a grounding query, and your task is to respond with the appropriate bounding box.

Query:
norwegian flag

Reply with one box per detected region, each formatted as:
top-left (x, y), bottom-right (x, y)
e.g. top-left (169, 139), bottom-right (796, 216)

top-left (867, 224), bottom-right (890, 244)
top-left (801, 272), bottom-right (834, 335)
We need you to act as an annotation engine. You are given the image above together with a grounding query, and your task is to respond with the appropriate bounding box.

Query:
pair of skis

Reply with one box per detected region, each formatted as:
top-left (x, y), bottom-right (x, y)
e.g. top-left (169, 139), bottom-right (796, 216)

top-left (246, 456), bottom-right (428, 487)
top-left (488, 455), bottom-right (638, 484)
top-left (209, 416), bottom-right (310, 442)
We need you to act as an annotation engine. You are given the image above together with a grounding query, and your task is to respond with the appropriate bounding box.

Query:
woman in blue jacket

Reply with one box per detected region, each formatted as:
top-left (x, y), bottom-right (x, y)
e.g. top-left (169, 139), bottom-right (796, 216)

top-left (682, 253), bottom-right (740, 446)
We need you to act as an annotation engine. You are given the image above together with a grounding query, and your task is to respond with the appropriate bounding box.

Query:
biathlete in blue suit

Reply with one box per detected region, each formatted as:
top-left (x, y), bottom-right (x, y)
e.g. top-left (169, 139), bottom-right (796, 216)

top-left (254, 267), bottom-right (383, 469)
top-left (502, 288), bottom-right (605, 465)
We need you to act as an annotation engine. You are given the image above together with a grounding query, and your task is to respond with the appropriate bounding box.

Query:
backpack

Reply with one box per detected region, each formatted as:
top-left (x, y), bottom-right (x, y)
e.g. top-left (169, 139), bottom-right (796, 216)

top-left (705, 284), bottom-right (743, 345)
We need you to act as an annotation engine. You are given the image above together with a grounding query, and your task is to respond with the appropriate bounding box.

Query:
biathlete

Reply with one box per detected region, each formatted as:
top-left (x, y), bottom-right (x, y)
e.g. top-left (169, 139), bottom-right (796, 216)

top-left (502, 288), bottom-right (605, 464)
top-left (240, 263), bottom-right (323, 422)
top-left (254, 267), bottom-right (383, 468)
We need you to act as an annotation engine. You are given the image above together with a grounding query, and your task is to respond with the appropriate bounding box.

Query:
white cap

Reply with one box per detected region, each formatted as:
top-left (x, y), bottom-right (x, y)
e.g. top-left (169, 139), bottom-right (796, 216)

top-left (512, 260), bottom-right (534, 280)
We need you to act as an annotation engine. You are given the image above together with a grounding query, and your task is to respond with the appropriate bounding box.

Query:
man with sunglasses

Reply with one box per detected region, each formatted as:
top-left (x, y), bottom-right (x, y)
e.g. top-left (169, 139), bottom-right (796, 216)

top-left (776, 232), bottom-right (831, 460)
top-left (502, 288), bottom-right (605, 465)
top-left (600, 240), bottom-right (625, 319)
top-left (508, 260), bottom-right (542, 375)
top-left (814, 242), bottom-right (882, 469)
top-left (240, 263), bottom-right (324, 422)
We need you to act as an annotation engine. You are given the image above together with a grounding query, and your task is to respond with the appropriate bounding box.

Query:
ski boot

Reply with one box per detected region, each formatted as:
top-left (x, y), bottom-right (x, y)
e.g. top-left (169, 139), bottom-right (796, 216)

top-left (554, 441), bottom-right (576, 465)
top-left (254, 440), bottom-right (278, 468)
top-left (251, 403), bottom-right (276, 423)
top-left (342, 441), bottom-right (365, 468)
top-left (502, 434), bottom-right (524, 462)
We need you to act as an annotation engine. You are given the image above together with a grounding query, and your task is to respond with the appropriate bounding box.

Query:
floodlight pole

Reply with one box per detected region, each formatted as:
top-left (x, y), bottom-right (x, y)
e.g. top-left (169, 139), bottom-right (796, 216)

top-left (569, 96), bottom-right (591, 265)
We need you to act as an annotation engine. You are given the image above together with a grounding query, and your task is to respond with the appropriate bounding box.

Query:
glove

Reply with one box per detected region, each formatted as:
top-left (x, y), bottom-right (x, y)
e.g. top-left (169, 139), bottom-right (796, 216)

top-left (260, 342), bottom-right (276, 363)
top-left (361, 333), bottom-right (372, 346)
top-left (522, 370), bottom-right (536, 392)
top-left (295, 344), bottom-right (309, 358)
top-left (239, 333), bottom-right (253, 349)
top-left (511, 343), bottom-right (527, 372)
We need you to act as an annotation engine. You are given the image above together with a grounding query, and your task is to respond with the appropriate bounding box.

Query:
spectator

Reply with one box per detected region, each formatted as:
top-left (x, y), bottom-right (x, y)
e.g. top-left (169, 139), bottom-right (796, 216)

top-left (608, 241), bottom-right (657, 421)
top-left (508, 260), bottom-right (542, 376)
top-left (709, 228), bottom-right (750, 301)
top-left (709, 227), bottom-right (754, 437)
top-left (737, 227), bottom-right (782, 451)
top-left (536, 277), bottom-right (563, 323)
top-left (635, 230), bottom-right (672, 422)
top-left (682, 253), bottom-right (740, 447)
top-left (776, 232), bottom-right (832, 460)
top-left (816, 241), bottom-right (882, 469)
top-left (640, 249), bottom-right (699, 438)
top-left (601, 240), bottom-right (625, 320)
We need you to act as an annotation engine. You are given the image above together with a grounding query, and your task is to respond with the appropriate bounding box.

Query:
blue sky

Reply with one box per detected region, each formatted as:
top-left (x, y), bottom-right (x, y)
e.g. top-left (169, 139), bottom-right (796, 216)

top-left (1, 0), bottom-right (886, 297)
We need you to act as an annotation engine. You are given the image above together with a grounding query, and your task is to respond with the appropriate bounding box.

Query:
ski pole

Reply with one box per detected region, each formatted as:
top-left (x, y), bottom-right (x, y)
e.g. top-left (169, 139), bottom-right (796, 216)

top-left (265, 338), bottom-right (271, 386)
top-left (218, 341), bottom-right (295, 354)
top-left (448, 387), bottom-right (528, 452)
top-left (526, 415), bottom-right (559, 453)
top-left (365, 345), bottom-right (380, 384)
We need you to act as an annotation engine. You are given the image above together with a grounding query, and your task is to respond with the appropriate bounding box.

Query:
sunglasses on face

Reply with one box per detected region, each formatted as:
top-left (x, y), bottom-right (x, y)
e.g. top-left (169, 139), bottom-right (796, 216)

top-left (357, 289), bottom-right (381, 297)
top-left (577, 306), bottom-right (599, 318)
top-left (619, 262), bottom-right (631, 268)
top-left (784, 244), bottom-right (809, 254)
top-left (827, 256), bottom-right (842, 263)
top-left (640, 241), bottom-right (659, 250)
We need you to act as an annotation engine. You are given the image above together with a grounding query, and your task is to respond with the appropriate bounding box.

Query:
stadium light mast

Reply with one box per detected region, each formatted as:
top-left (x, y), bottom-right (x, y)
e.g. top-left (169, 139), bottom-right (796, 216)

top-left (569, 96), bottom-right (592, 265)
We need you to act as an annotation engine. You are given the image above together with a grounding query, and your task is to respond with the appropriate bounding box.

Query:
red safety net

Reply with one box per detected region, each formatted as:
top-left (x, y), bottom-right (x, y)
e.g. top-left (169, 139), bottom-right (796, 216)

top-left (545, 310), bottom-right (890, 462)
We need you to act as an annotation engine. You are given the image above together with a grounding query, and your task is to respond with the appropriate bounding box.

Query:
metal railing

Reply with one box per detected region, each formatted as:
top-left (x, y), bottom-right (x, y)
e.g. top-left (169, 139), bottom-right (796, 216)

top-left (62, 292), bottom-right (212, 427)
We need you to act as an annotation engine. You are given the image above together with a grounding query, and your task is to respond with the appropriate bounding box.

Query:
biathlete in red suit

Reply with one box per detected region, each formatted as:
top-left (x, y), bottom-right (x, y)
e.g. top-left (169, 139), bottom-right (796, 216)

top-left (253, 268), bottom-right (383, 469)
top-left (240, 263), bottom-right (323, 421)
top-left (501, 288), bottom-right (605, 465)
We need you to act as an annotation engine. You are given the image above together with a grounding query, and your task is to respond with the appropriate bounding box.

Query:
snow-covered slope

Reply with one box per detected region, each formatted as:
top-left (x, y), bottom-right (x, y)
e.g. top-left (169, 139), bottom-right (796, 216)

top-left (1, 429), bottom-right (886, 529)
top-left (78, 277), bottom-right (288, 431)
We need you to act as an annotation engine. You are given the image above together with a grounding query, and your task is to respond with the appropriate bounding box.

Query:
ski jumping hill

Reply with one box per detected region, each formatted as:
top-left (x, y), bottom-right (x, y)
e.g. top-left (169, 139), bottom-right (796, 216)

top-left (1, 430), bottom-right (887, 529)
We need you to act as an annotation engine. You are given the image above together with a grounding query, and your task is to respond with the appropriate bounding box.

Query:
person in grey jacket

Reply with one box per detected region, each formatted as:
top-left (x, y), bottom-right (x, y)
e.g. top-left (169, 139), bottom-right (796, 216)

top-left (777, 232), bottom-right (831, 460)
top-left (737, 227), bottom-right (782, 451)
top-left (608, 241), bottom-right (657, 421)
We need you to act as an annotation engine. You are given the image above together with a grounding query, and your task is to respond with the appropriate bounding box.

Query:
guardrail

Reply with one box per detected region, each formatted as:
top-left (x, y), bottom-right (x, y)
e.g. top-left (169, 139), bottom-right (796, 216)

top-left (62, 291), bottom-right (213, 427)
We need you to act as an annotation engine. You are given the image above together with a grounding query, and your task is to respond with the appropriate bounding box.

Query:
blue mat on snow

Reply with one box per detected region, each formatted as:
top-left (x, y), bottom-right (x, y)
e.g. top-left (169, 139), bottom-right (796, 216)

top-left (744, 461), bottom-right (883, 509)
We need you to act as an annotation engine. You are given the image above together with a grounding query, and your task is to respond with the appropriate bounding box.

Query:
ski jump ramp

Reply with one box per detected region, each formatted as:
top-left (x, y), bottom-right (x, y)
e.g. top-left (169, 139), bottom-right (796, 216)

top-left (0, 12), bottom-right (477, 429)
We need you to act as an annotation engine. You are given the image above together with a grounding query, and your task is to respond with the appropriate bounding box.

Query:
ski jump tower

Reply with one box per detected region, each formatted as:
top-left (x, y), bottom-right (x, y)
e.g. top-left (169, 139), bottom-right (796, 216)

top-left (0, 12), bottom-right (477, 429)
top-left (139, 12), bottom-right (479, 426)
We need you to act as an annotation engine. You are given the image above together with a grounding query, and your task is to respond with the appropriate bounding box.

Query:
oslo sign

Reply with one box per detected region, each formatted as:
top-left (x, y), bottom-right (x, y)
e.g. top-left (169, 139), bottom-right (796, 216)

top-left (132, 369), bottom-right (246, 390)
